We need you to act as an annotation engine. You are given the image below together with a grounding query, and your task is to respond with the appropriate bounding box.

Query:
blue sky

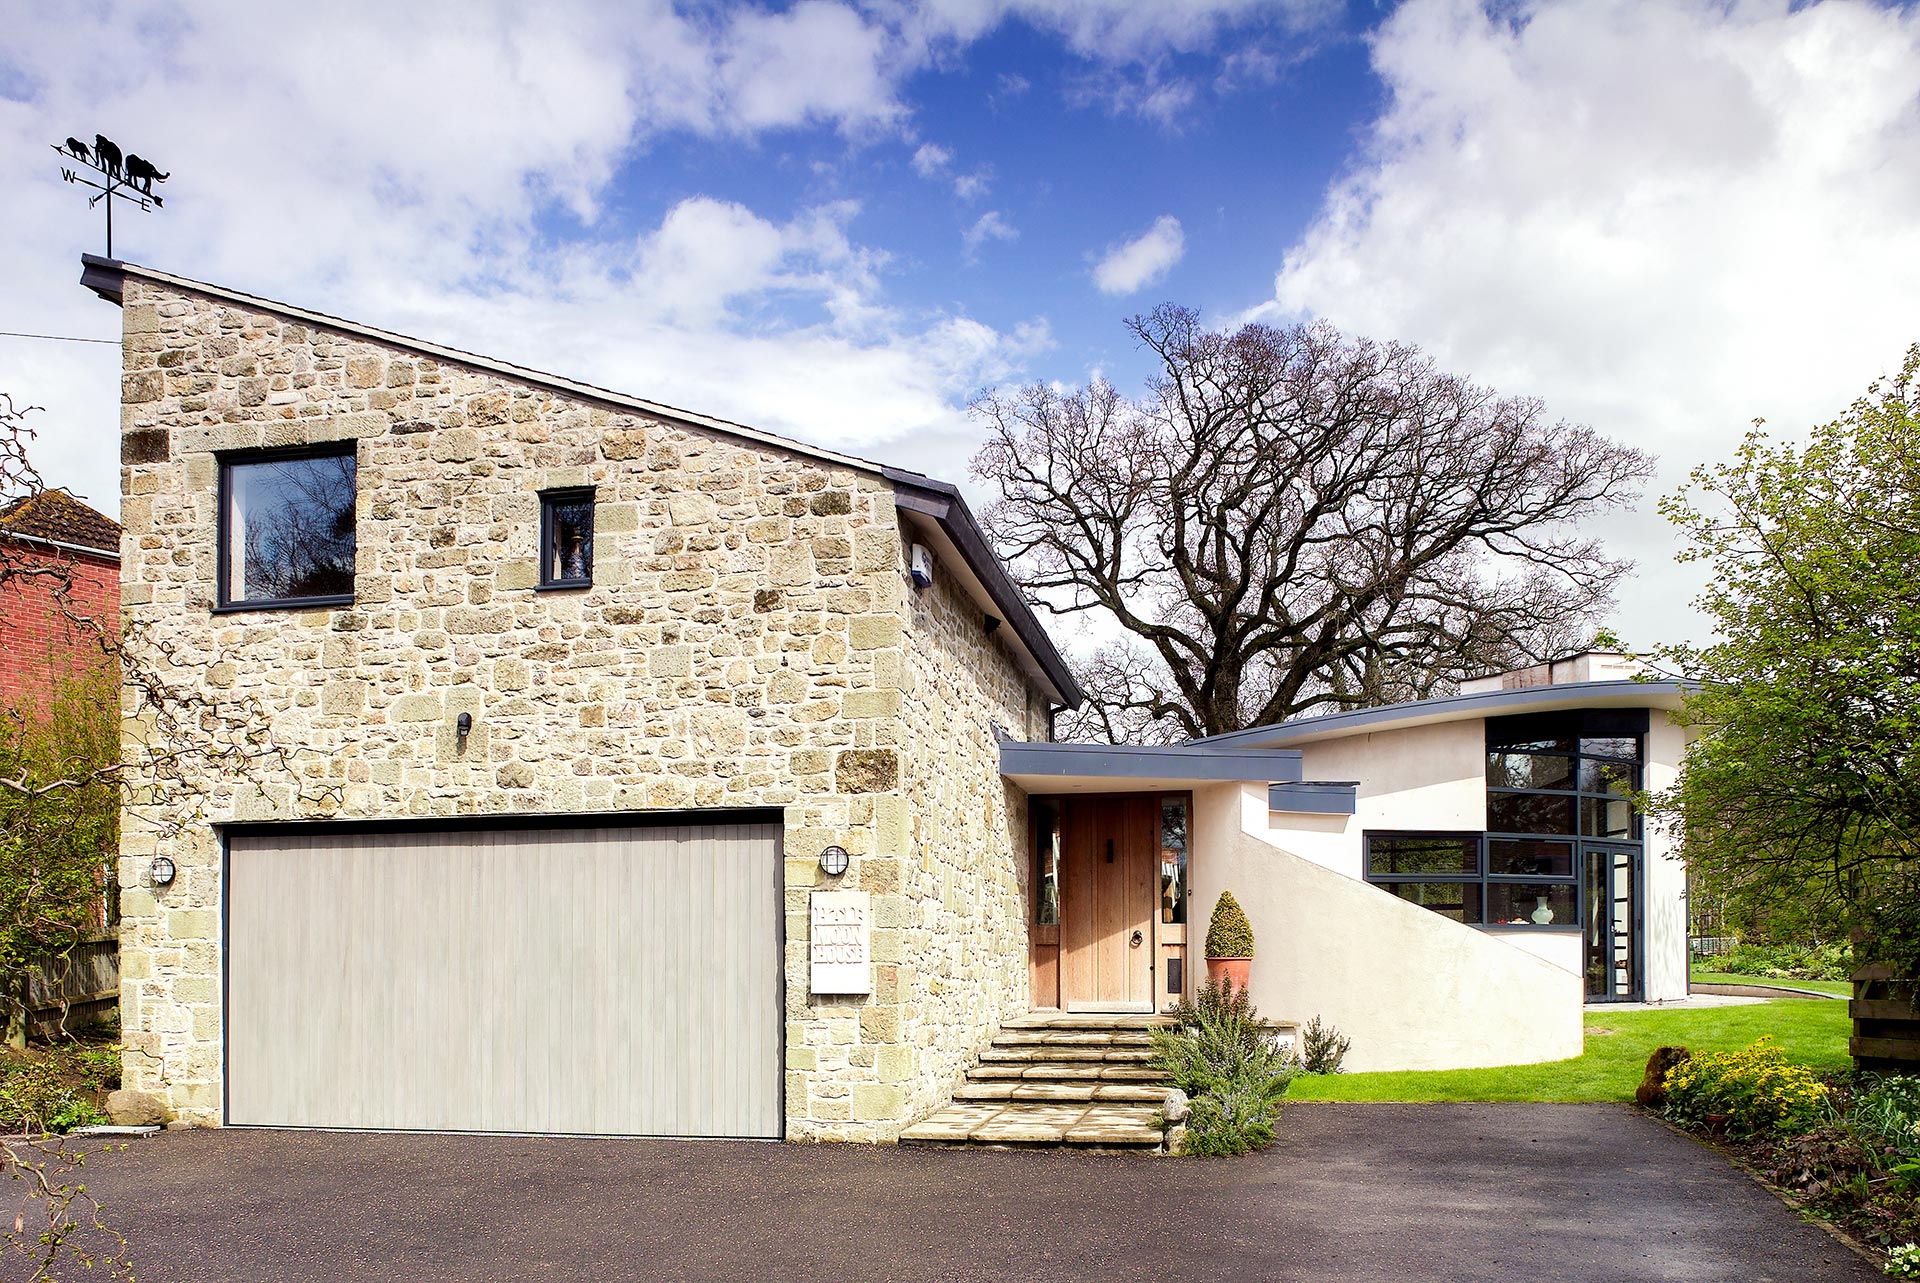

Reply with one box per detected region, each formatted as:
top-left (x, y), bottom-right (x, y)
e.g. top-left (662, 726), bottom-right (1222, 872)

top-left (3, 0), bottom-right (1919, 649)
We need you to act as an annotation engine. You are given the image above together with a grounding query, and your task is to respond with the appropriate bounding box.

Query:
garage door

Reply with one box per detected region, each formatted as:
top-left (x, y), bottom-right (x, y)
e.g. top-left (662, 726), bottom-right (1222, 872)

top-left (225, 820), bottom-right (782, 1137)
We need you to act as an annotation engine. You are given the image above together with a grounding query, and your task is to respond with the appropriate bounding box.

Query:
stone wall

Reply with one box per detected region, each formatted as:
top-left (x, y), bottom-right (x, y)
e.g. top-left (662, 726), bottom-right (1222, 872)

top-left (110, 275), bottom-right (1042, 1138)
top-left (893, 546), bottom-right (1037, 1123)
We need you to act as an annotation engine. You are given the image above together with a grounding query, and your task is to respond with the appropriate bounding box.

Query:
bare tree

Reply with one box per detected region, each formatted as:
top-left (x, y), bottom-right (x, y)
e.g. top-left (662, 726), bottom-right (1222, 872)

top-left (972, 307), bottom-right (1655, 741)
top-left (0, 393), bottom-right (325, 1281)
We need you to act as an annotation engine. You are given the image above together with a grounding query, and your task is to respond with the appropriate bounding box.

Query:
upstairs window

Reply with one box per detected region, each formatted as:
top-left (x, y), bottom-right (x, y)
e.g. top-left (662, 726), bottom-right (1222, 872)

top-left (219, 447), bottom-right (357, 609)
top-left (1486, 709), bottom-right (1645, 841)
top-left (539, 488), bottom-right (595, 589)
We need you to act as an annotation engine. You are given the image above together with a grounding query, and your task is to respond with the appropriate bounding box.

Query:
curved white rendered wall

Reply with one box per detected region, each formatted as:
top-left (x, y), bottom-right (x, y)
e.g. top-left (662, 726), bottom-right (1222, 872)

top-left (1192, 782), bottom-right (1584, 1072)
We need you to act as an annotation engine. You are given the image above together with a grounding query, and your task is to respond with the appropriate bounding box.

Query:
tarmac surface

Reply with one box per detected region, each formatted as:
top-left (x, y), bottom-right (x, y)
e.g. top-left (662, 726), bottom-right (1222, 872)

top-left (59, 1102), bottom-right (1876, 1281)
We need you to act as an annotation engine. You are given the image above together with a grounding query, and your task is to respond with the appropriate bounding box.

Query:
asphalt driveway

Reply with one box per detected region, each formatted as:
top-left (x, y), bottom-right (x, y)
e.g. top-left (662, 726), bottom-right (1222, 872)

top-left (58, 1103), bottom-right (1874, 1282)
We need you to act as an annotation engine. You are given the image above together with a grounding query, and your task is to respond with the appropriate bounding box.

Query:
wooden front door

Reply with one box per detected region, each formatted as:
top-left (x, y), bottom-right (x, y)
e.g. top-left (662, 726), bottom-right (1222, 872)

top-left (1060, 795), bottom-right (1157, 1012)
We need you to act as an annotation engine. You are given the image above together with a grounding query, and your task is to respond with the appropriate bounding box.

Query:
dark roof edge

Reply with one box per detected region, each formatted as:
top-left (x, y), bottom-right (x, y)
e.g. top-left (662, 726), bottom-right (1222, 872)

top-left (884, 468), bottom-right (1083, 709)
top-left (1000, 740), bottom-right (1302, 784)
top-left (81, 254), bottom-right (124, 303)
top-left (1192, 678), bottom-right (1698, 748)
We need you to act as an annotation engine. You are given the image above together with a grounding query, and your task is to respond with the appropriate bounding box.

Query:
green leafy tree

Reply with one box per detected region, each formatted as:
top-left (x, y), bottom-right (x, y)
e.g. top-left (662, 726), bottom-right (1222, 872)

top-left (0, 661), bottom-right (120, 1048)
top-left (1655, 345), bottom-right (1920, 982)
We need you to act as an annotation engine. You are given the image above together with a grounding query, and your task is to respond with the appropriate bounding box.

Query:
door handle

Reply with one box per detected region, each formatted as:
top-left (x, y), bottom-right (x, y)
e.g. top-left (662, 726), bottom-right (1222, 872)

top-left (1130, 930), bottom-right (1143, 948)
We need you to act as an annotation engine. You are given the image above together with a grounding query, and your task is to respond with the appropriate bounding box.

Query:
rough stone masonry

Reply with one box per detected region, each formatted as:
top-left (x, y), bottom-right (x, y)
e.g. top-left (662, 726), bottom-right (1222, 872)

top-left (109, 268), bottom-right (1048, 1139)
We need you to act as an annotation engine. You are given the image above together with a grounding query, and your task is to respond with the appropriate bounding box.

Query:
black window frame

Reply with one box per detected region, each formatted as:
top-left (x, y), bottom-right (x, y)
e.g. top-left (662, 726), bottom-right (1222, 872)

top-left (1486, 708), bottom-right (1646, 843)
top-left (214, 443), bottom-right (359, 613)
top-left (1365, 831), bottom-right (1581, 930)
top-left (537, 486), bottom-right (596, 591)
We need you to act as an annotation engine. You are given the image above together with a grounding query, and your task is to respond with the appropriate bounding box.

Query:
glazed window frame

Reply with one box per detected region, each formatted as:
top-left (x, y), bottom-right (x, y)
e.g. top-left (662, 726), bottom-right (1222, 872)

top-left (537, 487), bottom-right (596, 590)
top-left (214, 444), bottom-right (359, 613)
top-left (1363, 831), bottom-right (1580, 930)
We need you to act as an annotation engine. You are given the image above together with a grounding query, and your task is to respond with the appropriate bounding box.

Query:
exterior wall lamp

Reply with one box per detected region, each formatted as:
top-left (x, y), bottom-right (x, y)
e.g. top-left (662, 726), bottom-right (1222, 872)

top-left (819, 845), bottom-right (850, 877)
top-left (150, 856), bottom-right (175, 888)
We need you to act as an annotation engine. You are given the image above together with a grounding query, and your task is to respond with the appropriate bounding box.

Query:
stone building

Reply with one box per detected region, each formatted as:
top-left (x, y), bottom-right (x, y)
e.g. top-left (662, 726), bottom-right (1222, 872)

top-left (87, 256), bottom-right (1077, 1140)
top-left (87, 256), bottom-right (1693, 1145)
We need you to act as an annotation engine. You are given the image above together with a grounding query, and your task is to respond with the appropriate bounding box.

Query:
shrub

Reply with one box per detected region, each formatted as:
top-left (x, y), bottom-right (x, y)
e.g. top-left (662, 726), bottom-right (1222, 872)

top-left (1205, 891), bottom-right (1254, 958)
top-left (1847, 1076), bottom-right (1920, 1193)
top-left (1663, 1036), bottom-right (1830, 1140)
top-left (1715, 940), bottom-right (1855, 982)
top-left (1153, 976), bottom-right (1296, 1156)
top-left (1297, 1015), bottom-right (1351, 1074)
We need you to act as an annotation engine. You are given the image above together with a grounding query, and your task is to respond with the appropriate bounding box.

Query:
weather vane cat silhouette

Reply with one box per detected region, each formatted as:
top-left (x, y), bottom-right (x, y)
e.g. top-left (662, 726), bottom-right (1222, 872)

top-left (54, 133), bottom-right (170, 258)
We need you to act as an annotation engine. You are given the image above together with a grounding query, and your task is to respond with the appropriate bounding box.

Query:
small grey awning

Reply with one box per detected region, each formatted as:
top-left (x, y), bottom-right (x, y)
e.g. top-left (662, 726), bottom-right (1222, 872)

top-left (999, 741), bottom-right (1304, 794)
top-left (1268, 781), bottom-right (1358, 816)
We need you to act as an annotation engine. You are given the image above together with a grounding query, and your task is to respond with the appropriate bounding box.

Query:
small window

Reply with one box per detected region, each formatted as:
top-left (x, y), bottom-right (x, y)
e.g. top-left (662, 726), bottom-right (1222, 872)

top-left (1160, 796), bottom-right (1188, 925)
top-left (219, 447), bottom-right (357, 608)
top-left (1487, 837), bottom-right (1575, 878)
top-left (540, 488), bottom-right (595, 588)
top-left (1366, 834), bottom-right (1478, 877)
top-left (1034, 800), bottom-right (1061, 925)
top-left (1488, 881), bottom-right (1577, 927)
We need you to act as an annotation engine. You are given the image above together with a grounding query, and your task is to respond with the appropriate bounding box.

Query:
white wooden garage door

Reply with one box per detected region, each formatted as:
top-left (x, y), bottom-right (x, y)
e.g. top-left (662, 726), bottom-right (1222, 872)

top-left (225, 821), bottom-right (782, 1137)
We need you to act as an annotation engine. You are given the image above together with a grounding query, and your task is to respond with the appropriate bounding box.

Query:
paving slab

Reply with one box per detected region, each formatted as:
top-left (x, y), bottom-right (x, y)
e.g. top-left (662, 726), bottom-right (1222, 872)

top-left (61, 1103), bottom-right (1877, 1282)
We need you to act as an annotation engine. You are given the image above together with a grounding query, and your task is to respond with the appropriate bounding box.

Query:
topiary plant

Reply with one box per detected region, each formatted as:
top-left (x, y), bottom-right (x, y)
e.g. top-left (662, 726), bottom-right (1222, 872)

top-left (1205, 890), bottom-right (1255, 959)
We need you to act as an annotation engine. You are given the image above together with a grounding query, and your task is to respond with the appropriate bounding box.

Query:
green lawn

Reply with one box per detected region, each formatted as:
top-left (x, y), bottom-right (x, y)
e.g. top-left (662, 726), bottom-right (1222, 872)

top-left (1690, 969), bottom-right (1853, 997)
top-left (1286, 999), bottom-right (1853, 1103)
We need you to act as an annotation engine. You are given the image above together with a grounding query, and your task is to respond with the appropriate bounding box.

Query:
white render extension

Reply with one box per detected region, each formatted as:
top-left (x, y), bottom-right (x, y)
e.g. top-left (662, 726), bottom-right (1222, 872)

top-left (1001, 654), bottom-right (1690, 1073)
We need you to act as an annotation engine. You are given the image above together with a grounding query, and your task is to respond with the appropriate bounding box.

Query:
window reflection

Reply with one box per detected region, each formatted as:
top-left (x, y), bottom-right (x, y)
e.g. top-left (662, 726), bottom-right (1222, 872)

top-left (1034, 800), bottom-right (1061, 925)
top-left (222, 451), bottom-right (357, 604)
top-left (1160, 796), bottom-right (1187, 925)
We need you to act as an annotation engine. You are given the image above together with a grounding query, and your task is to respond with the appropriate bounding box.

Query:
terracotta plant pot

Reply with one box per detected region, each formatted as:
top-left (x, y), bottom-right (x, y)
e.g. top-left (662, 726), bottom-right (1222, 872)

top-left (1207, 956), bottom-right (1252, 993)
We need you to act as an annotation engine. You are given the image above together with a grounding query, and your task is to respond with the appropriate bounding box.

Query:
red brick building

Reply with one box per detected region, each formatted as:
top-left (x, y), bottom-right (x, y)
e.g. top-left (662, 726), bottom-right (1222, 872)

top-left (0, 489), bottom-right (121, 713)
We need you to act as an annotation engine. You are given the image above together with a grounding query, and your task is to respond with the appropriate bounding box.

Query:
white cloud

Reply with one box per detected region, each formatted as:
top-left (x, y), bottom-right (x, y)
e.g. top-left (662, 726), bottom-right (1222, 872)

top-left (911, 142), bottom-right (954, 176)
top-left (0, 1), bottom-right (1071, 517)
top-left (1091, 215), bottom-right (1186, 293)
top-left (952, 170), bottom-right (993, 201)
top-left (1268, 0), bottom-right (1920, 646)
top-left (906, 0), bottom-right (1337, 63)
top-left (962, 210), bottom-right (1020, 260)
top-left (908, 141), bottom-right (991, 200)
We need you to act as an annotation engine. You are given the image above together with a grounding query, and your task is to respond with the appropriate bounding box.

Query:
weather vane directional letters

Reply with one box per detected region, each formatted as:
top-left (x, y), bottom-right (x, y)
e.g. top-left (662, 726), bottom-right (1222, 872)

top-left (54, 133), bottom-right (169, 258)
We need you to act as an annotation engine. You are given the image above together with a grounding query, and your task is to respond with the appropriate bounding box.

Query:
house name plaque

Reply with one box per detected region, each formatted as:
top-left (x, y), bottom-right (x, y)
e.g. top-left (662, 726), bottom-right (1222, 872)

top-left (809, 890), bottom-right (871, 995)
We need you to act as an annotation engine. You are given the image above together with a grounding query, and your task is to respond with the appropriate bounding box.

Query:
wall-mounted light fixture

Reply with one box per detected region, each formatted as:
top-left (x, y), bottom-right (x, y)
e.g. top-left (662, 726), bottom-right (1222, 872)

top-left (456, 711), bottom-right (473, 740)
top-left (819, 845), bottom-right (850, 877)
top-left (150, 856), bottom-right (176, 888)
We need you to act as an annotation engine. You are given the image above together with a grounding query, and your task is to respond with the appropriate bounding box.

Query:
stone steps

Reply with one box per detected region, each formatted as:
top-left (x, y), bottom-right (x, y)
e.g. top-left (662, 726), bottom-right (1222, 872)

top-left (900, 1011), bottom-right (1176, 1152)
top-left (978, 1045), bottom-right (1155, 1063)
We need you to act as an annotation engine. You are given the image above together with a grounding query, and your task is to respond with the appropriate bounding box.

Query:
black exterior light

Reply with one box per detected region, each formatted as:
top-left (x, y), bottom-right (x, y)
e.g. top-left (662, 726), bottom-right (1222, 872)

top-left (150, 856), bottom-right (176, 888)
top-left (819, 845), bottom-right (850, 877)
top-left (456, 711), bottom-right (473, 739)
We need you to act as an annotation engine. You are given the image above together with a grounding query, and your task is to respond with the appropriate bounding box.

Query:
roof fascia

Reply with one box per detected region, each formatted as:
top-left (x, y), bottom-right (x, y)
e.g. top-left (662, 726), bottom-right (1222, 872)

top-left (1000, 740), bottom-right (1302, 784)
top-left (886, 469), bottom-right (1083, 709)
top-left (1191, 679), bottom-right (1696, 749)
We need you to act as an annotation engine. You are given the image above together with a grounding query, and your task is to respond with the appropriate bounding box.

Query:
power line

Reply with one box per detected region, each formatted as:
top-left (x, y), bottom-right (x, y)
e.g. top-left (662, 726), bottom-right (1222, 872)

top-left (0, 331), bottom-right (118, 345)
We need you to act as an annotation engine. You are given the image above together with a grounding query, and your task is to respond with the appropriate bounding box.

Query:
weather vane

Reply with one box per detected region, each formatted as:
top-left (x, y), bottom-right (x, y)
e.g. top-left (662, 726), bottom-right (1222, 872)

top-left (52, 133), bottom-right (169, 259)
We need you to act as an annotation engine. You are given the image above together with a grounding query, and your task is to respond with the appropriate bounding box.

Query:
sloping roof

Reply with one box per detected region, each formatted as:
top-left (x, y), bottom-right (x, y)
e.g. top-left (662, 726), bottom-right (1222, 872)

top-left (0, 489), bottom-right (121, 556)
top-left (79, 255), bottom-right (1080, 706)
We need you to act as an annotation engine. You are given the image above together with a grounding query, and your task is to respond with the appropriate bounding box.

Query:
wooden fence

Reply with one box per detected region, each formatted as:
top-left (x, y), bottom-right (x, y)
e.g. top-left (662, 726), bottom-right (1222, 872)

top-left (1851, 963), bottom-right (1920, 1073)
top-left (24, 928), bottom-right (119, 1040)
